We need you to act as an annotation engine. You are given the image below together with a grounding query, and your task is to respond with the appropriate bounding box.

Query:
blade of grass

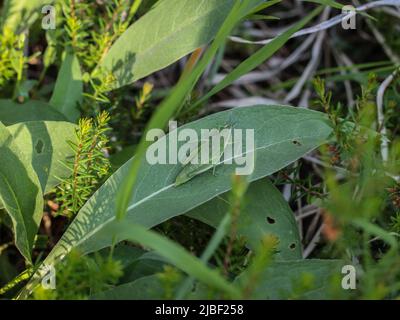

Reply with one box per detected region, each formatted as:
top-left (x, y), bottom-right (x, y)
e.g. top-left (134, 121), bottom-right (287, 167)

top-left (302, 0), bottom-right (377, 20)
top-left (353, 218), bottom-right (398, 250)
top-left (175, 212), bottom-right (232, 299)
top-left (301, 0), bottom-right (344, 10)
top-left (174, 176), bottom-right (249, 299)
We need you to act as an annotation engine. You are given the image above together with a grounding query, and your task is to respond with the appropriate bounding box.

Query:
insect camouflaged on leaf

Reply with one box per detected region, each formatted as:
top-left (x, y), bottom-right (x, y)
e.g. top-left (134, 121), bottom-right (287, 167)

top-left (174, 120), bottom-right (235, 187)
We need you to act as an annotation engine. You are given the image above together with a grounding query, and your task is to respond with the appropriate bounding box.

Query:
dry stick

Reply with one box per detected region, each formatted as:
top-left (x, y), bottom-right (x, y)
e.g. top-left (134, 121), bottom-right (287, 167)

top-left (303, 224), bottom-right (324, 258)
top-left (364, 16), bottom-right (400, 64)
top-left (382, 7), bottom-right (400, 18)
top-left (338, 51), bottom-right (359, 72)
top-left (211, 32), bottom-right (316, 109)
top-left (230, 0), bottom-right (400, 45)
top-left (377, 68), bottom-right (399, 163)
top-left (369, 232), bottom-right (400, 243)
top-left (284, 7), bottom-right (331, 103)
top-left (339, 53), bottom-right (359, 102)
top-left (208, 97), bottom-right (280, 111)
top-left (0, 242), bottom-right (12, 255)
top-left (282, 169), bottom-right (294, 201)
top-left (352, 0), bottom-right (400, 64)
top-left (212, 33), bottom-right (316, 85)
top-left (305, 210), bottom-right (322, 244)
top-left (331, 45), bottom-right (355, 109)
top-left (302, 155), bottom-right (349, 179)
top-left (295, 205), bottom-right (319, 221)
top-left (299, 88), bottom-right (312, 108)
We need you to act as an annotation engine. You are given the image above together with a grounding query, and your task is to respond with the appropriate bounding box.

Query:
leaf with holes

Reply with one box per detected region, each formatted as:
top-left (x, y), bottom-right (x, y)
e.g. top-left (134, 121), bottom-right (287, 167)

top-left (187, 178), bottom-right (302, 260)
top-left (7, 121), bottom-right (77, 193)
top-left (235, 259), bottom-right (345, 299)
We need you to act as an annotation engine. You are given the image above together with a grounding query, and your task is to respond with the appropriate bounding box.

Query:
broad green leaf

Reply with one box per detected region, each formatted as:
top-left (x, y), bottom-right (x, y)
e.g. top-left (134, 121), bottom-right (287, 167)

top-left (20, 105), bottom-right (333, 297)
top-left (235, 259), bottom-right (344, 299)
top-left (0, 122), bottom-right (43, 262)
top-left (90, 274), bottom-right (165, 300)
top-left (97, 244), bottom-right (146, 269)
top-left (97, 0), bottom-right (235, 89)
top-left (92, 259), bottom-right (345, 300)
top-left (49, 52), bottom-right (82, 122)
top-left (7, 121), bottom-right (77, 193)
top-left (1, 0), bottom-right (53, 32)
top-left (96, 245), bottom-right (167, 284)
top-left (0, 99), bottom-right (67, 126)
top-left (187, 179), bottom-right (302, 260)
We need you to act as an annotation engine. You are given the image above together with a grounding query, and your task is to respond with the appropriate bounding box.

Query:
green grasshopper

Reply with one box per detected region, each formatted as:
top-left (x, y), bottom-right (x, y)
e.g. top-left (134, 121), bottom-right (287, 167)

top-left (174, 120), bottom-right (235, 187)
